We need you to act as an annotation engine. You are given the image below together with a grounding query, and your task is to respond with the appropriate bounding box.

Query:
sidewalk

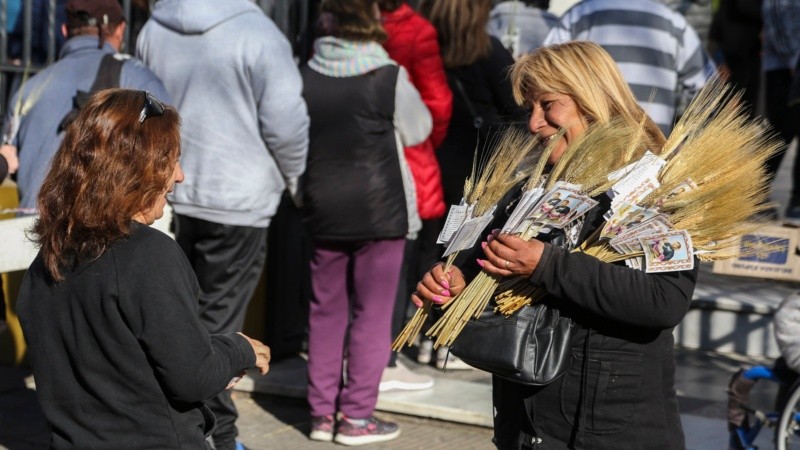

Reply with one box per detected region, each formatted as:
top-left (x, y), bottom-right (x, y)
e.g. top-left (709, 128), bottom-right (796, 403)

top-left (0, 346), bottom-right (779, 450)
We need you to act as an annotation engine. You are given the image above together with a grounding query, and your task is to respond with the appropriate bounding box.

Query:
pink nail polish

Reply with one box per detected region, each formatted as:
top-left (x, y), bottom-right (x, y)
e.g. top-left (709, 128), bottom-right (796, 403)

top-left (433, 295), bottom-right (443, 303)
top-left (476, 259), bottom-right (485, 267)
top-left (481, 241), bottom-right (487, 248)
top-left (441, 279), bottom-right (450, 289)
top-left (442, 289), bottom-right (451, 296)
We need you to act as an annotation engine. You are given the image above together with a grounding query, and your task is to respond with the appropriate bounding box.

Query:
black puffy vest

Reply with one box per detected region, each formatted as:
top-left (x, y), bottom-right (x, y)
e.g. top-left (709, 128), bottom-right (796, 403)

top-left (300, 64), bottom-right (408, 241)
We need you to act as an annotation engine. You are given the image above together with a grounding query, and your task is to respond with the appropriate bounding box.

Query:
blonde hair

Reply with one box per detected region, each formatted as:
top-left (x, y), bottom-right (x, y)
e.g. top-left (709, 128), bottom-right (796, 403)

top-left (419, 0), bottom-right (492, 68)
top-left (511, 41), bottom-right (665, 150)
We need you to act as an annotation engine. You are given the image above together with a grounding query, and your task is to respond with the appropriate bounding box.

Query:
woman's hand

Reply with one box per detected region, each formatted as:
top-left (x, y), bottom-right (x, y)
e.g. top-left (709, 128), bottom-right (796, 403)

top-left (478, 229), bottom-right (544, 278)
top-left (0, 144), bottom-right (18, 175)
top-left (238, 332), bottom-right (271, 375)
top-left (411, 262), bottom-right (466, 308)
top-left (225, 371), bottom-right (246, 390)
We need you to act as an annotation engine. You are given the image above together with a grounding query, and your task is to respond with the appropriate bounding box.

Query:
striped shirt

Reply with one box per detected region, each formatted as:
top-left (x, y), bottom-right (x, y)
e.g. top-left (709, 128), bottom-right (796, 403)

top-left (544, 0), bottom-right (715, 135)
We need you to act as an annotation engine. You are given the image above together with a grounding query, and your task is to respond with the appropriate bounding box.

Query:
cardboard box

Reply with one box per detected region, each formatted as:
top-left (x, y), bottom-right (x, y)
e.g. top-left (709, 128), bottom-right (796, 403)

top-left (712, 224), bottom-right (800, 282)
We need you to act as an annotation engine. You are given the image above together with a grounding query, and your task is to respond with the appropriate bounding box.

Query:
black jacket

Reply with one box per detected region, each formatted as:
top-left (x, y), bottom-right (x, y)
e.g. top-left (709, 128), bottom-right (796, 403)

top-left (437, 37), bottom-right (527, 206)
top-left (300, 64), bottom-right (409, 241)
top-left (456, 192), bottom-right (697, 449)
top-left (17, 224), bottom-right (256, 449)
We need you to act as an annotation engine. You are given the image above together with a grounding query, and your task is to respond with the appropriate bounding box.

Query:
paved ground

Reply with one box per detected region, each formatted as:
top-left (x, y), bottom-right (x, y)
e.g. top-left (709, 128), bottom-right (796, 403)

top-left (0, 347), bottom-right (781, 450)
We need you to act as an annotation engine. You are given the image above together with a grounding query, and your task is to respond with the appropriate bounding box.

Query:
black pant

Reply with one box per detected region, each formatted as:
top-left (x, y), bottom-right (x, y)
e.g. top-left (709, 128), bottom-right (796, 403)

top-left (175, 214), bottom-right (267, 450)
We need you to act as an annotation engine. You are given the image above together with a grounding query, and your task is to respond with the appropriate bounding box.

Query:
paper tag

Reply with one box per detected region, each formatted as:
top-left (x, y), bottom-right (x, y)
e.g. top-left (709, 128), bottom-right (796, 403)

top-left (640, 230), bottom-right (695, 273)
top-left (442, 211), bottom-right (495, 257)
top-left (437, 202), bottom-right (468, 245)
top-left (607, 152), bottom-right (665, 204)
top-left (502, 187), bottom-right (544, 233)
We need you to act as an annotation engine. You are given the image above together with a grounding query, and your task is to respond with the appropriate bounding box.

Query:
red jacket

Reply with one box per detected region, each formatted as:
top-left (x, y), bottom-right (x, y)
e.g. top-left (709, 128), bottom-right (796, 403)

top-left (382, 3), bottom-right (452, 220)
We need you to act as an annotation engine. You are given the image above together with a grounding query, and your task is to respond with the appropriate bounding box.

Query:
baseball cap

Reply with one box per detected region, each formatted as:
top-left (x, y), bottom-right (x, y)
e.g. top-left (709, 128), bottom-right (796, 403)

top-left (65, 0), bottom-right (125, 25)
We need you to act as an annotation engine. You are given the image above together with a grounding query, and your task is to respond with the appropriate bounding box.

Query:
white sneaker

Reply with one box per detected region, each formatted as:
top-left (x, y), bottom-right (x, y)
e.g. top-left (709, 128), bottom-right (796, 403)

top-left (435, 347), bottom-right (474, 370)
top-left (379, 361), bottom-right (434, 391)
top-left (416, 339), bottom-right (433, 364)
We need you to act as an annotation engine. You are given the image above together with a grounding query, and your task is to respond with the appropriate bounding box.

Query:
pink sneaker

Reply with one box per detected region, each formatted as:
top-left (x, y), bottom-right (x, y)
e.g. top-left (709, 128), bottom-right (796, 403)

top-left (308, 414), bottom-right (335, 441)
top-left (333, 415), bottom-right (400, 446)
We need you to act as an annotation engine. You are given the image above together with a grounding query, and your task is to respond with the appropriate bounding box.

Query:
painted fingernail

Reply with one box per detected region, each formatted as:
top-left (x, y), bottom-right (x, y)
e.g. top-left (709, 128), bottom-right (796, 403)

top-left (441, 289), bottom-right (451, 296)
top-left (433, 295), bottom-right (443, 304)
top-left (481, 241), bottom-right (488, 248)
top-left (476, 259), bottom-right (485, 267)
top-left (412, 299), bottom-right (422, 308)
top-left (441, 279), bottom-right (450, 289)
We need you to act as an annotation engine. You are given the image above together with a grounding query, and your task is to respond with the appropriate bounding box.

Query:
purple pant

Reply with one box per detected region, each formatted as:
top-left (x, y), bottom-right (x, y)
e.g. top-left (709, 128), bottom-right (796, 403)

top-left (307, 238), bottom-right (405, 418)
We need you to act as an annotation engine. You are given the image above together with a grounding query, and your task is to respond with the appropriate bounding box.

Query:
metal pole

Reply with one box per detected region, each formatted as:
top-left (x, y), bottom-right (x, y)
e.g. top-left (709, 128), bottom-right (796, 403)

top-left (46, 0), bottom-right (56, 65)
top-left (21, 0), bottom-right (31, 67)
top-left (121, 0), bottom-right (130, 52)
top-left (0, 0), bottom-right (7, 119)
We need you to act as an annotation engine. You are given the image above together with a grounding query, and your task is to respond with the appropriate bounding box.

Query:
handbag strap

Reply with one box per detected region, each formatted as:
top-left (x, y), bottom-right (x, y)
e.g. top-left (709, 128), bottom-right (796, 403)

top-left (452, 76), bottom-right (485, 129)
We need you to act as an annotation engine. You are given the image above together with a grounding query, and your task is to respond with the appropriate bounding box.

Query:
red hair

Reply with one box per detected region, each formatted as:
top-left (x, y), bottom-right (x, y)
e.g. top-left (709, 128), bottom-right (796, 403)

top-left (32, 88), bottom-right (181, 282)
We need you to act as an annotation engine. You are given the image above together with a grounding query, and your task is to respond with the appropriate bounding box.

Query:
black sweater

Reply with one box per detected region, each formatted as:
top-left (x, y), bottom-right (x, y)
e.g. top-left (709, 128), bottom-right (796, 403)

top-left (17, 223), bottom-right (255, 449)
top-left (455, 192), bottom-right (697, 449)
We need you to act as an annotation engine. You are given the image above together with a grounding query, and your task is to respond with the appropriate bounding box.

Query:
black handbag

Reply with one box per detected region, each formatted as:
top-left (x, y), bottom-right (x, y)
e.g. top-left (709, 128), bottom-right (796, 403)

top-left (449, 299), bottom-right (575, 386)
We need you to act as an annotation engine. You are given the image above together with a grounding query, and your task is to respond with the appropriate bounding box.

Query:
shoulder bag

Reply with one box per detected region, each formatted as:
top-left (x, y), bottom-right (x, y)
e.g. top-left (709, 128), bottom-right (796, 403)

top-left (449, 297), bottom-right (575, 386)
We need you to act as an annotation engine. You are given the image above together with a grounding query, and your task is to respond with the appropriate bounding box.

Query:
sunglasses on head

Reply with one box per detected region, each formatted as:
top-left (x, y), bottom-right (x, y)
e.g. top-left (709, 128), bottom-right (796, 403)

top-left (138, 91), bottom-right (165, 123)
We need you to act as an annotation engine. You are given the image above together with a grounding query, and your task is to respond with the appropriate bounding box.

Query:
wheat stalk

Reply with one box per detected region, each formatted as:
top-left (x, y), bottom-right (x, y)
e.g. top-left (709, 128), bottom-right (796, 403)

top-left (392, 127), bottom-right (539, 351)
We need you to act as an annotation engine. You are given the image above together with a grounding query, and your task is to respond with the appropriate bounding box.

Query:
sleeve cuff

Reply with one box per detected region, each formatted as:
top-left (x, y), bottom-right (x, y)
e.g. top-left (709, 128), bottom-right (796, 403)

top-left (528, 242), bottom-right (556, 285)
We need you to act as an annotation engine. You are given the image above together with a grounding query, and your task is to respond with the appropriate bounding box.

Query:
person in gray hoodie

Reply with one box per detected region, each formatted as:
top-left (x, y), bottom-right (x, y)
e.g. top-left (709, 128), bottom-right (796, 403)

top-left (136, 2), bottom-right (310, 450)
top-left (3, 0), bottom-right (170, 213)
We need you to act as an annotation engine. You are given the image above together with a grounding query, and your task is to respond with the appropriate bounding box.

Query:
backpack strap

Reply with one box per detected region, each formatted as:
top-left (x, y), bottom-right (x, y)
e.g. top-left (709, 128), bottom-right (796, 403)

top-left (90, 53), bottom-right (124, 93)
top-left (58, 53), bottom-right (125, 132)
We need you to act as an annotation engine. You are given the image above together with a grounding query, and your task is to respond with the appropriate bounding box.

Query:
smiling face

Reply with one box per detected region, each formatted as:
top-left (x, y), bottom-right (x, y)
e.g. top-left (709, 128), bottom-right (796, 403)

top-left (527, 91), bottom-right (588, 165)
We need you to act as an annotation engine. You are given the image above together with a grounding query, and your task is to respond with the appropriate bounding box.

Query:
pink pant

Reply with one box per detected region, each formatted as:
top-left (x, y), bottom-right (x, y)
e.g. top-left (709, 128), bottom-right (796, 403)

top-left (307, 238), bottom-right (405, 418)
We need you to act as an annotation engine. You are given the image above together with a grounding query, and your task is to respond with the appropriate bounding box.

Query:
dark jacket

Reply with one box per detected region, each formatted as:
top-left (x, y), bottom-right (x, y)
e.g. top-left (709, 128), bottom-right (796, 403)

top-left (17, 224), bottom-right (256, 449)
top-left (301, 65), bottom-right (409, 241)
top-left (458, 193), bottom-right (697, 449)
top-left (437, 36), bottom-right (526, 206)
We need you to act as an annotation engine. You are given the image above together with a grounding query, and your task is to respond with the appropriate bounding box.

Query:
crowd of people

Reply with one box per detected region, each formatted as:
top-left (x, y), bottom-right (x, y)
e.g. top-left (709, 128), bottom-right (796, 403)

top-left (0, 0), bottom-right (797, 448)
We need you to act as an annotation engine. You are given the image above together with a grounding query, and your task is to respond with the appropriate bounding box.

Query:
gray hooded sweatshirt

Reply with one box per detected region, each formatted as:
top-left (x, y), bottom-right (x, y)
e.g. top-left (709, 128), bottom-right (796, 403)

top-left (137, 0), bottom-right (309, 227)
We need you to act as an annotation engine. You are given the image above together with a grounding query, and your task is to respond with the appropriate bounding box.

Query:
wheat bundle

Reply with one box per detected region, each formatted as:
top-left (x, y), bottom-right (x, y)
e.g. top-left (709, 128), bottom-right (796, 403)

top-left (580, 81), bottom-right (781, 263)
top-left (428, 120), bottom-right (649, 345)
top-left (495, 80), bottom-right (781, 316)
top-left (391, 126), bottom-right (537, 351)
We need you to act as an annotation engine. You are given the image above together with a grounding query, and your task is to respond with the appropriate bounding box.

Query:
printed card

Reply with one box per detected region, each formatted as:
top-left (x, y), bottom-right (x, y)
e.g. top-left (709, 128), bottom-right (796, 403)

top-left (655, 178), bottom-right (698, 207)
top-left (640, 230), bottom-right (694, 273)
top-left (602, 205), bottom-right (661, 241)
top-left (524, 186), bottom-right (596, 229)
top-left (624, 256), bottom-right (644, 270)
top-left (607, 151), bottom-right (665, 194)
top-left (525, 182), bottom-right (581, 222)
top-left (437, 201), bottom-right (469, 245)
top-left (610, 216), bottom-right (673, 254)
top-left (502, 187), bottom-right (545, 234)
top-left (442, 208), bottom-right (496, 257)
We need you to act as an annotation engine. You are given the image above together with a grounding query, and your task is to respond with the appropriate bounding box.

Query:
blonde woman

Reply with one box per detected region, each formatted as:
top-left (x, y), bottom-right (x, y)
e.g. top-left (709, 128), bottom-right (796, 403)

top-left (412, 42), bottom-right (696, 449)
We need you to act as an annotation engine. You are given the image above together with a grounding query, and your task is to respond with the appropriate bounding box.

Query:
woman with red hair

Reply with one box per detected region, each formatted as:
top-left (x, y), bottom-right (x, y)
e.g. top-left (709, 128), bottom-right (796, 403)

top-left (17, 89), bottom-right (271, 449)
